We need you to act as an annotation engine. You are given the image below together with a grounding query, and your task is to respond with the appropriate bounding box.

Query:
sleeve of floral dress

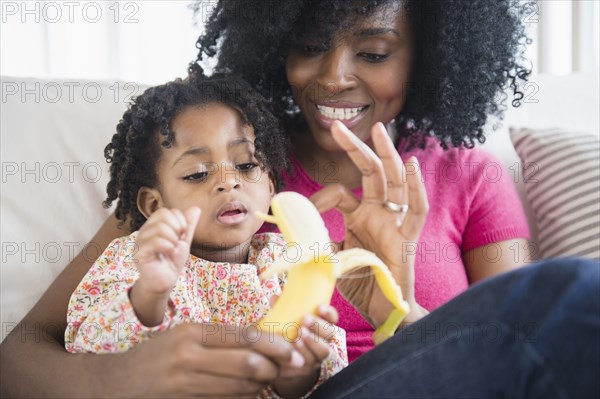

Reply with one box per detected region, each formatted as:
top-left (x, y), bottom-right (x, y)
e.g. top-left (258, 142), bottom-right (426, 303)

top-left (315, 323), bottom-right (348, 384)
top-left (64, 233), bottom-right (177, 353)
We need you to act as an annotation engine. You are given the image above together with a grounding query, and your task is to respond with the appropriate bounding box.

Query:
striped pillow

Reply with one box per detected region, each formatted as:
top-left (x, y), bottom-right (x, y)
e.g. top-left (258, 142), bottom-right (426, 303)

top-left (510, 128), bottom-right (600, 260)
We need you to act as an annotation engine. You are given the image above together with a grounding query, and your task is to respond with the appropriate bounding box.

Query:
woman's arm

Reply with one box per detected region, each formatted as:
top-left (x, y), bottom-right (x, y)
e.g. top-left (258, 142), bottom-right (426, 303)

top-left (0, 214), bottom-right (295, 398)
top-left (464, 239), bottom-right (531, 283)
top-left (0, 213), bottom-right (132, 396)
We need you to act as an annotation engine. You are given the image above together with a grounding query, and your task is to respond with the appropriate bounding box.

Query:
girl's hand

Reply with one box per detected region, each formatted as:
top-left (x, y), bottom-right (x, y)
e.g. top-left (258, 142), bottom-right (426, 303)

top-left (130, 207), bottom-right (201, 326)
top-left (273, 305), bottom-right (339, 398)
top-left (310, 121), bottom-right (430, 327)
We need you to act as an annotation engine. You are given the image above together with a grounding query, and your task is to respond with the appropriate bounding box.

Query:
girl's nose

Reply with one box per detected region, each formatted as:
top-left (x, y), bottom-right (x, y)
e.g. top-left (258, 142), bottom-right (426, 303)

top-left (316, 48), bottom-right (357, 96)
top-left (215, 166), bottom-right (241, 192)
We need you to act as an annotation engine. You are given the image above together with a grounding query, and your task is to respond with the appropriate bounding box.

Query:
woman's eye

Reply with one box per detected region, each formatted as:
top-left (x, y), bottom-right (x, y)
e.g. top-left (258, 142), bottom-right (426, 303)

top-left (358, 52), bottom-right (389, 63)
top-left (302, 44), bottom-right (326, 55)
top-left (182, 171), bottom-right (208, 182)
top-left (236, 162), bottom-right (259, 172)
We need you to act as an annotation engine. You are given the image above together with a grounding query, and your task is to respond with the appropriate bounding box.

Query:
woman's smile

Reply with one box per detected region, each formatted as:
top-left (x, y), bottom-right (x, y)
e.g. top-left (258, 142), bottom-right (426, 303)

top-left (313, 101), bottom-right (370, 130)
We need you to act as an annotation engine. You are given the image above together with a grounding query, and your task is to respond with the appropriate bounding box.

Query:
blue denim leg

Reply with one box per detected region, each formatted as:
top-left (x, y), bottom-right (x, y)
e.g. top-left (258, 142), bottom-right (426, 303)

top-left (310, 257), bottom-right (600, 398)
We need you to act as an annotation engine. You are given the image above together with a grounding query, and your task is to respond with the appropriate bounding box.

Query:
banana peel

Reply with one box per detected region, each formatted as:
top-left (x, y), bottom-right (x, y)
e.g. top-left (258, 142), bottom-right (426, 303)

top-left (256, 192), bottom-right (410, 345)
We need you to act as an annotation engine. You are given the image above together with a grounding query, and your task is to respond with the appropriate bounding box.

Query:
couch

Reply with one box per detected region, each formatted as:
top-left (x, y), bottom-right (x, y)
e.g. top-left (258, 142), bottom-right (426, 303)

top-left (1, 74), bottom-right (599, 341)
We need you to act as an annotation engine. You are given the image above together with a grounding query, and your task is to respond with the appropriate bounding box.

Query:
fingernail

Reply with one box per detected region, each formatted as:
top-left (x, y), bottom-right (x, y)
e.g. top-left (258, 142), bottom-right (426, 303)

top-left (289, 350), bottom-right (305, 368)
top-left (317, 305), bottom-right (328, 314)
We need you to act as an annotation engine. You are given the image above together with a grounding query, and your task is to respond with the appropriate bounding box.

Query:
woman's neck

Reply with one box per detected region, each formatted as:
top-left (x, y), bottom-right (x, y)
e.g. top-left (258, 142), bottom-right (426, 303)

top-left (292, 132), bottom-right (366, 189)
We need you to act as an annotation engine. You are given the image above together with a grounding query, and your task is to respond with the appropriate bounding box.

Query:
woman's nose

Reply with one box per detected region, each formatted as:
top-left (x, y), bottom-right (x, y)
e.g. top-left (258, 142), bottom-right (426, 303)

top-left (316, 48), bottom-right (356, 95)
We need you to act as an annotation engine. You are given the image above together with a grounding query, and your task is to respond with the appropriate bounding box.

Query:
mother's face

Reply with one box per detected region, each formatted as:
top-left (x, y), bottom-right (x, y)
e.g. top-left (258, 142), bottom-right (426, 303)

top-left (286, 3), bottom-right (414, 150)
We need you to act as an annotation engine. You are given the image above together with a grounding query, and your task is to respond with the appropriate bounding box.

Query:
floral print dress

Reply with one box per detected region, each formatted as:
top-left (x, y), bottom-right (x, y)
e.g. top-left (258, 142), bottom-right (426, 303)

top-left (65, 232), bottom-right (347, 398)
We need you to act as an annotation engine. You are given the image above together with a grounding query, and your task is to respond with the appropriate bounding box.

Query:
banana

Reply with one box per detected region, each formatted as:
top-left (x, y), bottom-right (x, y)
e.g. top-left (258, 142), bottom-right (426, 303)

top-left (256, 192), bottom-right (410, 344)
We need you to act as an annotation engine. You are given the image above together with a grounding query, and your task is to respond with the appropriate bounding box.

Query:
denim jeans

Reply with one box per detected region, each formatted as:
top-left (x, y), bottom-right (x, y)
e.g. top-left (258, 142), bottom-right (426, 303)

top-left (311, 257), bottom-right (600, 398)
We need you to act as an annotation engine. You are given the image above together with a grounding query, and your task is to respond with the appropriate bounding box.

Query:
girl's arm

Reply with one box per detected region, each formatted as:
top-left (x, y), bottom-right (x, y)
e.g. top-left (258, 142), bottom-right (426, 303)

top-left (0, 213), bottom-right (295, 398)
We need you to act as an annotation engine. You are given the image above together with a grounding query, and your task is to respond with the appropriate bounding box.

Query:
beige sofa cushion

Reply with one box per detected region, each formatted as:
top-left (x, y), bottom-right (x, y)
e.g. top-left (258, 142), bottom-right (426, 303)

top-left (1, 77), bottom-right (148, 340)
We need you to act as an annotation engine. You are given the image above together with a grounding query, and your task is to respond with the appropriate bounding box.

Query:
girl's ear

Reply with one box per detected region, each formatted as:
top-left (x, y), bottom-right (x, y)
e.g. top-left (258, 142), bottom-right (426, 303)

top-left (137, 187), bottom-right (163, 219)
top-left (268, 172), bottom-right (276, 198)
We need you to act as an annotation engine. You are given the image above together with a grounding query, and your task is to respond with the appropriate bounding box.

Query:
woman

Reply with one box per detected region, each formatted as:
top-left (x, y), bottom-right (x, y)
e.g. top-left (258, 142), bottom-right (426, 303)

top-left (1, 1), bottom-right (598, 397)
top-left (190, 0), bottom-right (533, 361)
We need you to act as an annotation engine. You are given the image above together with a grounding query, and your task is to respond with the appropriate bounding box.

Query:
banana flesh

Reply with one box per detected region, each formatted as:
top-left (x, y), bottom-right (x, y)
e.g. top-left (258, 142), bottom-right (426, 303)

top-left (256, 192), bottom-right (410, 344)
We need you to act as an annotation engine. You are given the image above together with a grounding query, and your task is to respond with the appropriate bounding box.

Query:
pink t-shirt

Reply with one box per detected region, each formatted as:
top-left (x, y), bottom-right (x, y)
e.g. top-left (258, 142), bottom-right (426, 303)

top-left (263, 138), bottom-right (530, 361)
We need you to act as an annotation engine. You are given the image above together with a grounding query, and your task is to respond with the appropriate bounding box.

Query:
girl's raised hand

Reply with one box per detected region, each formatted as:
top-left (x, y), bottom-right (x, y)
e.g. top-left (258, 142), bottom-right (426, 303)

top-left (310, 121), bottom-right (429, 327)
top-left (130, 207), bottom-right (201, 326)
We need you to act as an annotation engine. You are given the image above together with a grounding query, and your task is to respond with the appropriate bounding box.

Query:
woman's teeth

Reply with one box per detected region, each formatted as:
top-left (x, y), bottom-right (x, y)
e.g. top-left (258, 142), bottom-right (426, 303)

top-left (316, 105), bottom-right (366, 120)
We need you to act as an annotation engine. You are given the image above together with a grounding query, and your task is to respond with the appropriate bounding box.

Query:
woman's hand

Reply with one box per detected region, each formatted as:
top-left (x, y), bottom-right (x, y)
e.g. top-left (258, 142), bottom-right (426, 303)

top-left (310, 121), bottom-right (429, 328)
top-left (1, 212), bottom-right (300, 399)
top-left (125, 323), bottom-right (299, 398)
top-left (273, 305), bottom-right (339, 398)
top-left (130, 207), bottom-right (201, 326)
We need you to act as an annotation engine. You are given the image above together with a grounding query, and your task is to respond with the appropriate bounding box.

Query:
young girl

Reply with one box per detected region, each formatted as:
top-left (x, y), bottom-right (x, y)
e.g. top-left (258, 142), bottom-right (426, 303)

top-left (64, 75), bottom-right (348, 398)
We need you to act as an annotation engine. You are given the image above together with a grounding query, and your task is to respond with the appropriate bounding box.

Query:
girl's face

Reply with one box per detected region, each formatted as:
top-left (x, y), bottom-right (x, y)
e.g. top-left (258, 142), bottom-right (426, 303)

top-left (286, 3), bottom-right (414, 151)
top-left (138, 103), bottom-right (274, 256)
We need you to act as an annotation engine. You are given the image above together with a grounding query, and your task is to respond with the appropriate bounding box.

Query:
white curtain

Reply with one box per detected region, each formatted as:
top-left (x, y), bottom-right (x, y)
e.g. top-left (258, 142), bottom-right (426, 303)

top-left (1, 0), bottom-right (205, 85)
top-left (532, 0), bottom-right (600, 74)
top-left (1, 0), bottom-right (599, 84)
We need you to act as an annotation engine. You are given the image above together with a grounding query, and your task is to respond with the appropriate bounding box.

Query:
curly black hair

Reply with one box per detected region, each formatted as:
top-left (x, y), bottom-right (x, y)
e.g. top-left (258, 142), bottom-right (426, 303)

top-left (189, 0), bottom-right (533, 149)
top-left (104, 75), bottom-right (290, 231)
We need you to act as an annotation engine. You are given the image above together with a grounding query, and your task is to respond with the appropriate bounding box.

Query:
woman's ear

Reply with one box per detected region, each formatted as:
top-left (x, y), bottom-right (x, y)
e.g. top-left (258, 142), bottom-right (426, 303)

top-left (137, 187), bottom-right (163, 219)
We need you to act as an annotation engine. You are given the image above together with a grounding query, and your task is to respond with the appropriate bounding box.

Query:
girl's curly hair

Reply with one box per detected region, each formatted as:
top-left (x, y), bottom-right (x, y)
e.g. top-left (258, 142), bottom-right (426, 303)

top-left (104, 75), bottom-right (290, 232)
top-left (189, 0), bottom-right (533, 149)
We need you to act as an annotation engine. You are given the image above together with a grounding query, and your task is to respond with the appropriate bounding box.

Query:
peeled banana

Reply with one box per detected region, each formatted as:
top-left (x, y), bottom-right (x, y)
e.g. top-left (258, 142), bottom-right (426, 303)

top-left (256, 192), bottom-right (410, 344)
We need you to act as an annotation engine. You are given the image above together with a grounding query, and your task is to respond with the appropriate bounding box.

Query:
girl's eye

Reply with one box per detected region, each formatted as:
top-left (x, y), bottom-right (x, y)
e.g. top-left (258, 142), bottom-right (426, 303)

top-left (236, 162), bottom-right (259, 172)
top-left (182, 171), bottom-right (208, 182)
top-left (358, 52), bottom-right (390, 63)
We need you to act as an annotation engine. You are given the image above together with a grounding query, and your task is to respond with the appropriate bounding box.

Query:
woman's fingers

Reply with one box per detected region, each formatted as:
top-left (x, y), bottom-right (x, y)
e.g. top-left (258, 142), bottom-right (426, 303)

top-left (176, 370), bottom-right (265, 397)
top-left (371, 122), bottom-right (407, 206)
top-left (195, 324), bottom-right (296, 369)
top-left (155, 372), bottom-right (263, 398)
top-left (330, 121), bottom-right (386, 203)
top-left (185, 346), bottom-right (279, 382)
top-left (310, 183), bottom-right (360, 214)
top-left (401, 156), bottom-right (429, 238)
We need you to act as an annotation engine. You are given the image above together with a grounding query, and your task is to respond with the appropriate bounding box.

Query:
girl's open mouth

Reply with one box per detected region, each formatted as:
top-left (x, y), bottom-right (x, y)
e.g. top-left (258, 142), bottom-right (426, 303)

top-left (216, 201), bottom-right (248, 225)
